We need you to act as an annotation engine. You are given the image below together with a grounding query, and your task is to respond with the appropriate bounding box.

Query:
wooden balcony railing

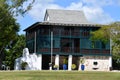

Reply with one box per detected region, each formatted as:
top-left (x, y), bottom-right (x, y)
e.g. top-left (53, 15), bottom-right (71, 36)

top-left (61, 47), bottom-right (71, 53)
top-left (29, 31), bottom-right (90, 37)
top-left (39, 48), bottom-right (60, 53)
top-left (71, 32), bottom-right (80, 36)
top-left (39, 48), bottom-right (50, 52)
top-left (60, 31), bottom-right (90, 37)
top-left (80, 49), bottom-right (89, 54)
top-left (101, 50), bottom-right (110, 54)
top-left (74, 47), bottom-right (80, 53)
top-left (61, 47), bottom-right (80, 53)
top-left (53, 31), bottom-right (59, 35)
top-left (91, 49), bottom-right (101, 54)
top-left (53, 48), bottom-right (60, 52)
top-left (61, 31), bottom-right (70, 36)
top-left (81, 31), bottom-right (90, 37)
top-left (80, 49), bottom-right (110, 55)
top-left (38, 48), bottom-right (110, 55)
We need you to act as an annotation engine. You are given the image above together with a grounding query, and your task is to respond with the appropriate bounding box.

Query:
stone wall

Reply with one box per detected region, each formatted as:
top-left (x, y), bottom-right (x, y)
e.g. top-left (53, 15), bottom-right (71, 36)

top-left (82, 56), bottom-right (111, 71)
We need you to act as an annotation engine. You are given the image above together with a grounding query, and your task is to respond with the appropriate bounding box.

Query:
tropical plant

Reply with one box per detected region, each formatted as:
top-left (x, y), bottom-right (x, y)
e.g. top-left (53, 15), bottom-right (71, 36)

top-left (53, 65), bottom-right (59, 69)
top-left (71, 64), bottom-right (76, 70)
top-left (21, 61), bottom-right (28, 70)
top-left (63, 58), bottom-right (68, 70)
top-left (79, 57), bottom-right (85, 64)
top-left (63, 58), bottom-right (68, 64)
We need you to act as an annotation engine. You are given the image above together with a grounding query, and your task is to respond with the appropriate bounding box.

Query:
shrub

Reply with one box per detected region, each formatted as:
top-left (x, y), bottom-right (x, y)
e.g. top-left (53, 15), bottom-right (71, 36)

top-left (71, 64), bottom-right (76, 70)
top-left (53, 65), bottom-right (59, 68)
top-left (79, 57), bottom-right (85, 64)
top-left (21, 62), bottom-right (28, 70)
top-left (63, 58), bottom-right (68, 64)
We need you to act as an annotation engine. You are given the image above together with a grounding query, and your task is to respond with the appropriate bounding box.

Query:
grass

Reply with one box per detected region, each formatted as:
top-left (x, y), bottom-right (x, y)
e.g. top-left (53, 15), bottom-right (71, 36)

top-left (0, 70), bottom-right (120, 80)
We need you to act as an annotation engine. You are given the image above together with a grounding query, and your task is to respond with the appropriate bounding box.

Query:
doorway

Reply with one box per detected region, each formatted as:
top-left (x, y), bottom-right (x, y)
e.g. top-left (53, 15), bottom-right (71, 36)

top-left (42, 55), bottom-right (51, 70)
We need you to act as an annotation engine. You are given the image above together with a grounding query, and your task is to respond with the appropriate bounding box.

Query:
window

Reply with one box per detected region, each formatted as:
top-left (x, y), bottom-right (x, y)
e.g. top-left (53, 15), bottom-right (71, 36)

top-left (80, 39), bottom-right (91, 49)
top-left (101, 42), bottom-right (106, 49)
top-left (93, 62), bottom-right (98, 65)
top-left (91, 41), bottom-right (100, 49)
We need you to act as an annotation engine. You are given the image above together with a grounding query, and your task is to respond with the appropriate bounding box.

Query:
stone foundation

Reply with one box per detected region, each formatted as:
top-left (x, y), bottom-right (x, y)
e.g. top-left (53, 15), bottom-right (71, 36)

top-left (83, 56), bottom-right (112, 71)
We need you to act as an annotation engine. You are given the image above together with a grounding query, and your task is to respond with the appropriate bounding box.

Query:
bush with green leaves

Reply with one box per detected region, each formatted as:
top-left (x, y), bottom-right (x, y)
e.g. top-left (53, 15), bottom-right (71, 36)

top-left (71, 64), bottom-right (76, 70)
top-left (21, 62), bottom-right (28, 70)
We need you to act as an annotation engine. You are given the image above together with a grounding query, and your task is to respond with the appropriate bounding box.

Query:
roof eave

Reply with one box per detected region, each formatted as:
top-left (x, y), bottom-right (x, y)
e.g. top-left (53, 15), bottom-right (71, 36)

top-left (24, 22), bottom-right (102, 31)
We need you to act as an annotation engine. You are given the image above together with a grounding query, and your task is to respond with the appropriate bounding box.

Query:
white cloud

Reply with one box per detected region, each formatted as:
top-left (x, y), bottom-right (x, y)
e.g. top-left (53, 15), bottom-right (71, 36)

top-left (28, 0), bottom-right (114, 24)
top-left (81, 0), bottom-right (120, 7)
top-left (34, 0), bottom-right (54, 4)
top-left (66, 2), bottom-right (83, 10)
top-left (81, 0), bottom-right (113, 7)
top-left (65, 1), bottom-right (113, 24)
top-left (28, 0), bottom-right (62, 21)
top-left (83, 7), bottom-right (113, 24)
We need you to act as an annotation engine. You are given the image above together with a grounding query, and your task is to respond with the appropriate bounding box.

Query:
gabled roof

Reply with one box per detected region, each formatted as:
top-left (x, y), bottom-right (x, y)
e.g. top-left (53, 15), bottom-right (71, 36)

top-left (24, 9), bottom-right (101, 31)
top-left (44, 9), bottom-right (90, 24)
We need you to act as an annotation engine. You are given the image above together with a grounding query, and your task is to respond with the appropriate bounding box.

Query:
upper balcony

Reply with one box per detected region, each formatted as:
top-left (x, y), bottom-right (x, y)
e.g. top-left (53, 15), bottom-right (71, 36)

top-left (38, 30), bottom-right (90, 38)
top-left (37, 48), bottom-right (110, 56)
top-left (26, 29), bottom-right (90, 39)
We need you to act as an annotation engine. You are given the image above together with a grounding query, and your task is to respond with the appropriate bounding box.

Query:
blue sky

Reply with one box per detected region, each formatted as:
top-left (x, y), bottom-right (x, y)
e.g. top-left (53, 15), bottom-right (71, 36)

top-left (17, 0), bottom-right (120, 34)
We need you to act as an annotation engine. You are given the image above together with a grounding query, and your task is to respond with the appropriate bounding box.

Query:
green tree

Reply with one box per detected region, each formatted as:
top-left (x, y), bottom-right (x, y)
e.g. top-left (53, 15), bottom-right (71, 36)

top-left (0, 0), bottom-right (34, 69)
top-left (91, 22), bottom-right (120, 41)
top-left (2, 0), bottom-right (35, 16)
top-left (91, 22), bottom-right (120, 69)
top-left (4, 35), bottom-right (26, 70)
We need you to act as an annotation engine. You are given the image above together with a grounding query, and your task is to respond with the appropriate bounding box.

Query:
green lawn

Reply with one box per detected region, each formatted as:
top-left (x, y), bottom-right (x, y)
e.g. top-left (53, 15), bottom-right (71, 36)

top-left (0, 70), bottom-right (120, 80)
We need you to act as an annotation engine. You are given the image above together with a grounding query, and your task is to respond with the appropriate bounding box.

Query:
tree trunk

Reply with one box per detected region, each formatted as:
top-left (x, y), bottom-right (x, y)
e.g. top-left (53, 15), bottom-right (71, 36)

top-left (0, 51), bottom-right (5, 70)
top-left (0, 58), bottom-right (2, 70)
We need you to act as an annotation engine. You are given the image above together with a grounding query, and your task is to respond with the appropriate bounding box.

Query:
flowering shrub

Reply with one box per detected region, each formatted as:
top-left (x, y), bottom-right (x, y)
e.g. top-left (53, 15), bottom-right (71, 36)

top-left (71, 64), bottom-right (76, 70)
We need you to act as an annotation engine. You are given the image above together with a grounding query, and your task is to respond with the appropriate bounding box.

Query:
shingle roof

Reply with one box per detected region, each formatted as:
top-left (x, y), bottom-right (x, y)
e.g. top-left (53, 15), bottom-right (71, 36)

top-left (44, 9), bottom-right (90, 24)
top-left (24, 22), bottom-right (101, 31)
top-left (24, 9), bottom-right (102, 31)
